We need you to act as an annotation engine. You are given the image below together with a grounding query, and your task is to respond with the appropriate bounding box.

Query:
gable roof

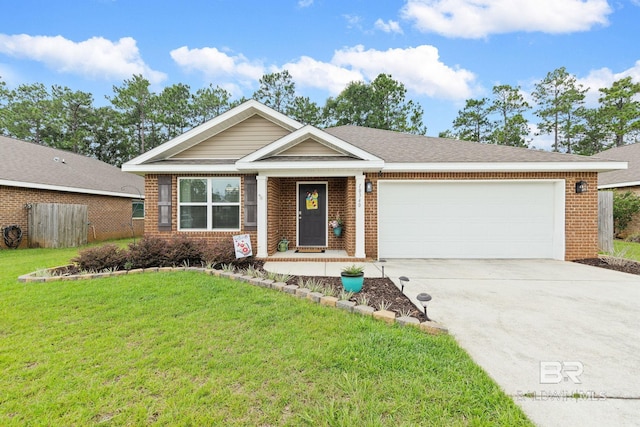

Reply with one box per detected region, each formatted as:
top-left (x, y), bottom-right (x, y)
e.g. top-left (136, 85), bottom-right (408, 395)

top-left (122, 100), bottom-right (625, 175)
top-left (593, 143), bottom-right (640, 188)
top-left (326, 126), bottom-right (626, 172)
top-left (0, 135), bottom-right (144, 198)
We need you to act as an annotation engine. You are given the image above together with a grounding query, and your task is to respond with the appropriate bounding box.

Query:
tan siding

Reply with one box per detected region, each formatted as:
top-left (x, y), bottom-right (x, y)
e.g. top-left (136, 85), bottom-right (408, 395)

top-left (280, 139), bottom-right (343, 156)
top-left (173, 115), bottom-right (290, 159)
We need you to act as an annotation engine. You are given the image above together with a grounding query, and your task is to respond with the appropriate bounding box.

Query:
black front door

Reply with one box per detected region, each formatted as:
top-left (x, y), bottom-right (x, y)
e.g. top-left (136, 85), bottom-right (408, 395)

top-left (298, 183), bottom-right (327, 246)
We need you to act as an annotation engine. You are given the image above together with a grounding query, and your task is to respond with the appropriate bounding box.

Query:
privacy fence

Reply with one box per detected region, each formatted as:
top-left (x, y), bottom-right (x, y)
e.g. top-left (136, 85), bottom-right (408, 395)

top-left (27, 203), bottom-right (88, 248)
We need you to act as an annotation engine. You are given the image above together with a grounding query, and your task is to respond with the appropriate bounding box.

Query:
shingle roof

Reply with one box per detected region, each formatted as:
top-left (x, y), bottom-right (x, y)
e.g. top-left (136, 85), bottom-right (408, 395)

top-left (325, 125), bottom-right (605, 163)
top-left (593, 143), bottom-right (640, 187)
top-left (0, 135), bottom-right (144, 198)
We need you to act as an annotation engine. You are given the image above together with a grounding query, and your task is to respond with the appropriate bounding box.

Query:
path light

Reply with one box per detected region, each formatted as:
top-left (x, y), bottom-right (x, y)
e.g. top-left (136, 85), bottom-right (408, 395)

top-left (416, 293), bottom-right (432, 321)
top-left (399, 276), bottom-right (409, 293)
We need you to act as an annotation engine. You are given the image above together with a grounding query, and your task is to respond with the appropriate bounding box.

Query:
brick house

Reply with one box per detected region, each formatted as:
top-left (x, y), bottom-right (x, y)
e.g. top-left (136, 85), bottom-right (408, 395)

top-left (0, 136), bottom-right (145, 248)
top-left (594, 143), bottom-right (640, 237)
top-left (122, 100), bottom-right (625, 261)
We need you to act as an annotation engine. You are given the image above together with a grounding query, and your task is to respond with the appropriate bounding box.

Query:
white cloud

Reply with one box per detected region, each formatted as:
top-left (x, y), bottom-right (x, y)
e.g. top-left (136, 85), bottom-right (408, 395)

top-left (374, 19), bottom-right (404, 34)
top-left (170, 46), bottom-right (264, 87)
top-left (281, 56), bottom-right (364, 94)
top-left (172, 44), bottom-right (477, 101)
top-left (401, 0), bottom-right (612, 38)
top-left (0, 34), bottom-right (166, 83)
top-left (578, 60), bottom-right (640, 106)
top-left (298, 0), bottom-right (314, 7)
top-left (330, 45), bottom-right (477, 99)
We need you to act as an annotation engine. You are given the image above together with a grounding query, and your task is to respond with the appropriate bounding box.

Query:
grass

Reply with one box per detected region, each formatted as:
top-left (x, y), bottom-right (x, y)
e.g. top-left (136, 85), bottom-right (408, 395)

top-left (0, 242), bottom-right (532, 426)
top-left (612, 240), bottom-right (640, 262)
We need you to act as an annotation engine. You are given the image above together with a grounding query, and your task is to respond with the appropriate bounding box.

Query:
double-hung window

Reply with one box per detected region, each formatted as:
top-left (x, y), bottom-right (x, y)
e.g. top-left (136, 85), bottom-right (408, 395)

top-left (178, 177), bottom-right (241, 230)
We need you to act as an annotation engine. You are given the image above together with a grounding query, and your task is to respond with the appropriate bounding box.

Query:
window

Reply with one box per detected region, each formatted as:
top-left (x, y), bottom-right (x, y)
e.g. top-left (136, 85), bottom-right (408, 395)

top-left (178, 177), bottom-right (241, 230)
top-left (132, 200), bottom-right (144, 218)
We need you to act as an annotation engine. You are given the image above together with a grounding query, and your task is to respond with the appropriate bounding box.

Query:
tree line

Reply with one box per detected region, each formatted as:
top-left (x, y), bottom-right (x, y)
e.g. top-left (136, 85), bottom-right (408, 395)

top-left (0, 71), bottom-right (425, 167)
top-left (1, 67), bottom-right (638, 167)
top-left (440, 67), bottom-right (640, 155)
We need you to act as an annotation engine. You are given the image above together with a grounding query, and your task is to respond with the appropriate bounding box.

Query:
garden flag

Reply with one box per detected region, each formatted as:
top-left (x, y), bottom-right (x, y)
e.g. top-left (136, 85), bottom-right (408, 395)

top-left (233, 234), bottom-right (253, 259)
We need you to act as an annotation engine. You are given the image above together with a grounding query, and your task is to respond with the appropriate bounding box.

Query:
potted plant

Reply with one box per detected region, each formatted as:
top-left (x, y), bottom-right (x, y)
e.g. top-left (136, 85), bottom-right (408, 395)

top-left (329, 213), bottom-right (343, 237)
top-left (340, 264), bottom-right (364, 292)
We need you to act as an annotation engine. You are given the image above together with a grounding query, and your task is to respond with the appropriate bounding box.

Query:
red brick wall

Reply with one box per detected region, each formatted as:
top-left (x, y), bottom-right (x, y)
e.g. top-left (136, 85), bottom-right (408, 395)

top-left (144, 174), bottom-right (257, 251)
top-left (0, 185), bottom-right (144, 249)
top-left (363, 172), bottom-right (598, 261)
top-left (143, 172), bottom-right (598, 261)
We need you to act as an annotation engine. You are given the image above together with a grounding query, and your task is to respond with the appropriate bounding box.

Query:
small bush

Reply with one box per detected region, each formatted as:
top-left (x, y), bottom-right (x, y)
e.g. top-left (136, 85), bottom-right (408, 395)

top-left (166, 235), bottom-right (206, 267)
top-left (613, 191), bottom-right (640, 236)
top-left (128, 236), bottom-right (169, 269)
top-left (202, 238), bottom-right (253, 269)
top-left (72, 244), bottom-right (127, 272)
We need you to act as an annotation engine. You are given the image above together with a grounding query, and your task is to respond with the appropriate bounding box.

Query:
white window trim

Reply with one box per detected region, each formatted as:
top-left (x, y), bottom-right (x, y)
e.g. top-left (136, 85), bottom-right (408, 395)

top-left (178, 177), bottom-right (242, 231)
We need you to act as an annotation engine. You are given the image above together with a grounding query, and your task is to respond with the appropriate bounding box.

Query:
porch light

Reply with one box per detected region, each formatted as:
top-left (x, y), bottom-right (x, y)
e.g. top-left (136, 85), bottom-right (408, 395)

top-left (399, 276), bottom-right (409, 294)
top-left (365, 179), bottom-right (373, 193)
top-left (575, 180), bottom-right (588, 194)
top-left (416, 293), bottom-right (432, 321)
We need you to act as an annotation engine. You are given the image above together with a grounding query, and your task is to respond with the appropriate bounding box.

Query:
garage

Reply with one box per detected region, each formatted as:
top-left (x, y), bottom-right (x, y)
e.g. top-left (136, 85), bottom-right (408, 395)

top-left (377, 180), bottom-right (565, 259)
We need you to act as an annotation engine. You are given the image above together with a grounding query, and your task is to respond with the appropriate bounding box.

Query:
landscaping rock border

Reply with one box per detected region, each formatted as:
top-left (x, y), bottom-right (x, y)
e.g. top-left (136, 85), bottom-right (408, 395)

top-left (17, 266), bottom-right (448, 335)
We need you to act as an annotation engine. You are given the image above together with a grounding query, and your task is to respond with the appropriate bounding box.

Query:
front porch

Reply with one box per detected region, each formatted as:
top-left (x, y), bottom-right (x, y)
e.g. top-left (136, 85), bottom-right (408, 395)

top-left (262, 249), bottom-right (367, 262)
top-left (257, 174), bottom-right (368, 259)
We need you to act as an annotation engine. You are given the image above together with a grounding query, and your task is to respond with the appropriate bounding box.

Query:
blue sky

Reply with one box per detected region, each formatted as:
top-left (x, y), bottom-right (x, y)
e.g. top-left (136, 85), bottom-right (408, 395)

top-left (1, 0), bottom-right (639, 150)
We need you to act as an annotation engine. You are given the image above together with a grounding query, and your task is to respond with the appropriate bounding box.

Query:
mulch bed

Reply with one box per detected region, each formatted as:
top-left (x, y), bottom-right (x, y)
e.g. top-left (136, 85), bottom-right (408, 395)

top-left (573, 257), bottom-right (640, 275)
top-left (286, 275), bottom-right (427, 322)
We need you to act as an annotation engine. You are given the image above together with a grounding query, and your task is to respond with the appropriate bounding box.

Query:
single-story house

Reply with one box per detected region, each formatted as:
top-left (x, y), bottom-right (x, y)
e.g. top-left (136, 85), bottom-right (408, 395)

top-left (0, 135), bottom-right (145, 248)
top-left (594, 142), bottom-right (640, 237)
top-left (122, 100), bottom-right (625, 261)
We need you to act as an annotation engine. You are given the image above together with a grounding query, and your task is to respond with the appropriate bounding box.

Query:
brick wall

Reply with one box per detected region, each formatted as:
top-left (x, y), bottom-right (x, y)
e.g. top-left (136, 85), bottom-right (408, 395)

top-left (143, 172), bottom-right (599, 261)
top-left (144, 174), bottom-right (257, 252)
top-left (362, 172), bottom-right (599, 261)
top-left (0, 185), bottom-right (144, 249)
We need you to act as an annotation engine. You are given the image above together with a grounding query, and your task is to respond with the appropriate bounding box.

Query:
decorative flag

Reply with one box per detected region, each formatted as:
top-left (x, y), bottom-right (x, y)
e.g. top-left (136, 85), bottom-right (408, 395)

top-left (233, 234), bottom-right (253, 259)
top-left (305, 190), bottom-right (319, 210)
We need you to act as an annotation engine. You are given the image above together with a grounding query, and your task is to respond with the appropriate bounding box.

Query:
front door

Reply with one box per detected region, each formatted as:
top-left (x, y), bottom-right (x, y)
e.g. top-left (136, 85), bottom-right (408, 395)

top-left (298, 183), bottom-right (327, 246)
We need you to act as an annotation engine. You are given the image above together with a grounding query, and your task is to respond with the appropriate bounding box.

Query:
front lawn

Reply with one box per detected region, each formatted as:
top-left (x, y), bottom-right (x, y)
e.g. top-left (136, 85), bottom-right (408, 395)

top-left (613, 239), bottom-right (640, 262)
top-left (0, 244), bottom-right (532, 426)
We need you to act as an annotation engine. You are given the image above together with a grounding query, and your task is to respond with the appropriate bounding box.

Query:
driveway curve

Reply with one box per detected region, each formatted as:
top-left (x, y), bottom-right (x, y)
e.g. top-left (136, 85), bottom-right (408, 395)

top-left (380, 259), bottom-right (640, 427)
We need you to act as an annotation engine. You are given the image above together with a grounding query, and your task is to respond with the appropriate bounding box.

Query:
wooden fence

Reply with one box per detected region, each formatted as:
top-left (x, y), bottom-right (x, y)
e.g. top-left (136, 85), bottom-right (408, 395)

top-left (598, 191), bottom-right (613, 254)
top-left (28, 203), bottom-right (88, 248)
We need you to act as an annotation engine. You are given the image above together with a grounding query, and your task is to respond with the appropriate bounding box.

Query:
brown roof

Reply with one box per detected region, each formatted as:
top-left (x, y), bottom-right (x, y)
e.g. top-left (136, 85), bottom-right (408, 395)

top-left (593, 143), bottom-right (640, 187)
top-left (0, 135), bottom-right (144, 197)
top-left (325, 126), bottom-right (605, 163)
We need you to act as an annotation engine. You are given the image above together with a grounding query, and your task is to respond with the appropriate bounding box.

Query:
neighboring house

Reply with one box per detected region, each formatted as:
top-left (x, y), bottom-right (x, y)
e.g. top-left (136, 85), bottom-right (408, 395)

top-left (594, 143), bottom-right (640, 237)
top-left (0, 135), bottom-right (145, 248)
top-left (122, 100), bottom-right (625, 261)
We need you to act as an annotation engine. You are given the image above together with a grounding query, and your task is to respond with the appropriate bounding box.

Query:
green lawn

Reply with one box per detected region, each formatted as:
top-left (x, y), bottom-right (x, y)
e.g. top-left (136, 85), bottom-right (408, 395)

top-left (0, 243), bottom-right (532, 426)
top-left (613, 240), bottom-right (640, 262)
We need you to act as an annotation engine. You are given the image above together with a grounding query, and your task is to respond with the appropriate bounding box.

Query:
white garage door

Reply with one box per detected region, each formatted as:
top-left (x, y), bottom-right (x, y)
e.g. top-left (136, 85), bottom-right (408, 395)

top-left (378, 180), bottom-right (564, 259)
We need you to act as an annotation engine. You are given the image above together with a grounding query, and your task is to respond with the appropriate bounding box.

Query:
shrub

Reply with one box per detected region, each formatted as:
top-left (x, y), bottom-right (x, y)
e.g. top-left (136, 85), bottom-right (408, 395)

top-left (165, 235), bottom-right (207, 267)
top-left (72, 244), bottom-right (127, 272)
top-left (201, 238), bottom-right (253, 269)
top-left (127, 236), bottom-right (169, 269)
top-left (613, 191), bottom-right (640, 236)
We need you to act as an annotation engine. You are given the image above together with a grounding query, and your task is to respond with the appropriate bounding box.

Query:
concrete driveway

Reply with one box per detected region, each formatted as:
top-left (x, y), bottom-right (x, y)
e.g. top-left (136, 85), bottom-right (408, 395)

top-left (378, 259), bottom-right (640, 427)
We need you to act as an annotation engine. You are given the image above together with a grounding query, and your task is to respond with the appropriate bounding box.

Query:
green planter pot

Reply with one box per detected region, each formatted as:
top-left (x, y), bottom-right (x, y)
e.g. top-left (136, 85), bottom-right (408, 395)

top-left (340, 273), bottom-right (364, 292)
top-left (333, 226), bottom-right (342, 237)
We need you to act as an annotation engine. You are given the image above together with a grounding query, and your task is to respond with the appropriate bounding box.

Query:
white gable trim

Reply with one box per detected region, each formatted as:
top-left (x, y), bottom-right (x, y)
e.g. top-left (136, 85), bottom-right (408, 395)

top-left (0, 179), bottom-right (144, 199)
top-left (236, 125), bottom-right (383, 165)
top-left (598, 181), bottom-right (640, 189)
top-left (123, 100), bottom-right (304, 167)
top-left (382, 161), bottom-right (628, 173)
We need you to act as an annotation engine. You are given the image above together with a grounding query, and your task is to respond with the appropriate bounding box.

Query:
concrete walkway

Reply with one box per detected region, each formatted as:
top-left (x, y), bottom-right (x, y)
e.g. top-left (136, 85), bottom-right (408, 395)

top-left (263, 259), bottom-right (640, 427)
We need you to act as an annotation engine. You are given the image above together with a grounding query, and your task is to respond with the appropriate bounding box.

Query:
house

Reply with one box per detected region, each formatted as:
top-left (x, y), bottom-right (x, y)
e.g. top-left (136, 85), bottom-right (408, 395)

top-left (0, 135), bottom-right (145, 248)
top-left (122, 100), bottom-right (625, 261)
top-left (594, 143), bottom-right (640, 237)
